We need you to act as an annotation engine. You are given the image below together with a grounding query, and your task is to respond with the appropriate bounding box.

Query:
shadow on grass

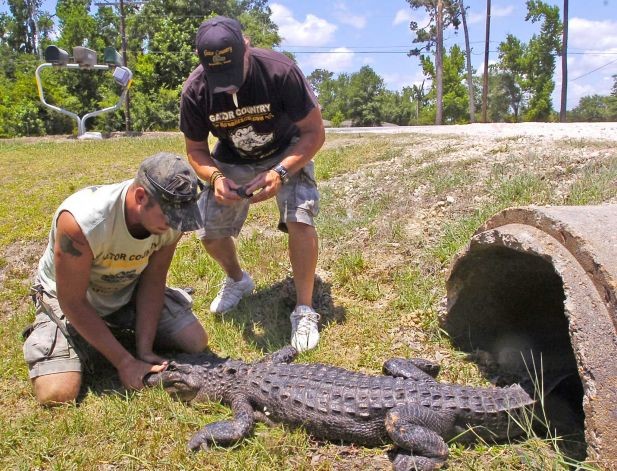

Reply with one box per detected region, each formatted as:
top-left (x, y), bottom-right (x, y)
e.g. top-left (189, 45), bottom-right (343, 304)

top-left (220, 275), bottom-right (346, 351)
top-left (74, 329), bottom-right (140, 401)
top-left (74, 276), bottom-right (345, 401)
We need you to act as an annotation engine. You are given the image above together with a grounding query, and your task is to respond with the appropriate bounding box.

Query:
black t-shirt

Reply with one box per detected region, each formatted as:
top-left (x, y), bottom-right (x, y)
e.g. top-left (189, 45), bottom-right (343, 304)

top-left (180, 48), bottom-right (318, 164)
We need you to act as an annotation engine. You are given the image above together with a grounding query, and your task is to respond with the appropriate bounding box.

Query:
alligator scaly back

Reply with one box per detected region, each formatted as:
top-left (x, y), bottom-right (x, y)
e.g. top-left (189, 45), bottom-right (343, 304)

top-left (145, 346), bottom-right (534, 471)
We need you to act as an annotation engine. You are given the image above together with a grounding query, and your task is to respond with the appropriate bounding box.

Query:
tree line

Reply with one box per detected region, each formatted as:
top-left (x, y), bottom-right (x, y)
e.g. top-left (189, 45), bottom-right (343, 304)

top-left (0, 0), bottom-right (279, 137)
top-left (0, 0), bottom-right (615, 137)
top-left (311, 0), bottom-right (617, 127)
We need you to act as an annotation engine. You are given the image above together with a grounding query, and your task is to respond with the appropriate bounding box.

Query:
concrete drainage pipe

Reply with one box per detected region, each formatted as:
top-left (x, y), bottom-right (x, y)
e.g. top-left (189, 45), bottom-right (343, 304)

top-left (442, 205), bottom-right (617, 468)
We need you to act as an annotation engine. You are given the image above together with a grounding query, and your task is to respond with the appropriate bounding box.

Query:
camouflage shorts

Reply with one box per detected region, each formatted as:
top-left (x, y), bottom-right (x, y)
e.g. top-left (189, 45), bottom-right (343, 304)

top-left (23, 287), bottom-right (199, 379)
top-left (196, 140), bottom-right (320, 239)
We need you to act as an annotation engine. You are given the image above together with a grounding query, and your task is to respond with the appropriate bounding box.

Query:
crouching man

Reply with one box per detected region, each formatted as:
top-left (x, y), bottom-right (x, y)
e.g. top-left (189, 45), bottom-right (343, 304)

top-left (23, 152), bottom-right (208, 405)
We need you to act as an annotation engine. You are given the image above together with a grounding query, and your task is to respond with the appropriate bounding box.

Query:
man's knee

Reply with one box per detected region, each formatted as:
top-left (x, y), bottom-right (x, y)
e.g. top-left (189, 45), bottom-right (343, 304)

top-left (287, 221), bottom-right (314, 232)
top-left (287, 221), bottom-right (317, 240)
top-left (32, 371), bottom-right (82, 406)
top-left (171, 321), bottom-right (208, 353)
top-left (201, 236), bottom-right (232, 250)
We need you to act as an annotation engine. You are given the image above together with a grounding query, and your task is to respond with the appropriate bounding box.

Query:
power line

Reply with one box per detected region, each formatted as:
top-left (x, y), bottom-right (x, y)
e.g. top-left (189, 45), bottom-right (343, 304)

top-left (569, 57), bottom-right (617, 81)
top-left (118, 47), bottom-right (617, 82)
top-left (126, 48), bottom-right (617, 58)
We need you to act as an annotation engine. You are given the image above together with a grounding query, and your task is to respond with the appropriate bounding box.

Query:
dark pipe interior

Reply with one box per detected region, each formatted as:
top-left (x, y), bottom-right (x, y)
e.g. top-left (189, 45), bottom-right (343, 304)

top-left (445, 246), bottom-right (585, 459)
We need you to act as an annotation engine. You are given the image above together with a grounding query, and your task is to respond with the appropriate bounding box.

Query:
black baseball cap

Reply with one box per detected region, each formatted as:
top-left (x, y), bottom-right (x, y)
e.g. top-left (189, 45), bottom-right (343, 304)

top-left (136, 153), bottom-right (203, 232)
top-left (195, 16), bottom-right (246, 93)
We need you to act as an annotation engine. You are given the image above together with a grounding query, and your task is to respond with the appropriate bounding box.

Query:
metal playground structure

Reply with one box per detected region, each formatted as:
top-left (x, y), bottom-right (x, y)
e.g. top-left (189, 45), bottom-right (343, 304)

top-left (35, 45), bottom-right (133, 139)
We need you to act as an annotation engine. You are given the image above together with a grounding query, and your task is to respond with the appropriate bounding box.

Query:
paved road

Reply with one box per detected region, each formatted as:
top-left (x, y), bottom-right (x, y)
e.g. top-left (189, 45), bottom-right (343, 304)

top-left (326, 122), bottom-right (617, 141)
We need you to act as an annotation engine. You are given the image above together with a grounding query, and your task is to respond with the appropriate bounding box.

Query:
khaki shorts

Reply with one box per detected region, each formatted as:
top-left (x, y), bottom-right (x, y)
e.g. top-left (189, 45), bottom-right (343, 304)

top-left (196, 141), bottom-right (320, 239)
top-left (23, 287), bottom-right (199, 379)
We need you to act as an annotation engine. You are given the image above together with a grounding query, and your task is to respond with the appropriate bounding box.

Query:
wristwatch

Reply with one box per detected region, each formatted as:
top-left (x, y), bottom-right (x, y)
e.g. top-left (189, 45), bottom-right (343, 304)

top-left (272, 164), bottom-right (290, 184)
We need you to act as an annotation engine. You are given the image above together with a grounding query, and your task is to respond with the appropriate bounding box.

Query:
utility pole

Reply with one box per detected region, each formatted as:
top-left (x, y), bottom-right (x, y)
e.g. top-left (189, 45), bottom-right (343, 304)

top-left (459, 0), bottom-right (475, 123)
top-left (119, 0), bottom-right (131, 132)
top-left (481, 0), bottom-right (491, 123)
top-left (95, 0), bottom-right (147, 132)
top-left (560, 0), bottom-right (569, 122)
top-left (435, 0), bottom-right (444, 125)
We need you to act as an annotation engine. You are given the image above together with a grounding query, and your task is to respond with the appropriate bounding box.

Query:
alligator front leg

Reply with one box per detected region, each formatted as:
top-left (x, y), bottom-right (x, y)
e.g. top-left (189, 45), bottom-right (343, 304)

top-left (257, 345), bottom-right (298, 364)
top-left (188, 395), bottom-right (255, 451)
top-left (384, 404), bottom-right (455, 470)
top-left (382, 358), bottom-right (440, 381)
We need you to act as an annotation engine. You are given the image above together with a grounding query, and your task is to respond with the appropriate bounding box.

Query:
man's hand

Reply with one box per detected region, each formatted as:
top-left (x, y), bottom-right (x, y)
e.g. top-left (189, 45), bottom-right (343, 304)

top-left (138, 350), bottom-right (169, 366)
top-left (245, 170), bottom-right (282, 204)
top-left (117, 355), bottom-right (168, 390)
top-left (213, 177), bottom-right (243, 205)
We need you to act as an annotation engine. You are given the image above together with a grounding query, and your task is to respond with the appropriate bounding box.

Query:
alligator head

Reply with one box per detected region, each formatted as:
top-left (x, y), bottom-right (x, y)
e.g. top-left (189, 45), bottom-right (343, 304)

top-left (144, 351), bottom-right (237, 403)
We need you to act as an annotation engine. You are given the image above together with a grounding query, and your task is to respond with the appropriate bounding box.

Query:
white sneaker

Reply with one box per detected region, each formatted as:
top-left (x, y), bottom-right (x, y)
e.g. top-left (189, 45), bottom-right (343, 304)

top-left (290, 305), bottom-right (320, 352)
top-left (210, 271), bottom-right (255, 313)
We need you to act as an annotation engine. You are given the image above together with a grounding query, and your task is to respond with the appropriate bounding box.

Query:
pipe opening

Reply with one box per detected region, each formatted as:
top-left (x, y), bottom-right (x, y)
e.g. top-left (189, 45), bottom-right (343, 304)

top-left (445, 246), bottom-right (586, 459)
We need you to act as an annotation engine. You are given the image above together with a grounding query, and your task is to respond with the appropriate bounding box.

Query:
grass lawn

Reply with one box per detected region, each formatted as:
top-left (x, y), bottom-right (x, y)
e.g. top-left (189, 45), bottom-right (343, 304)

top-left (1, 131), bottom-right (614, 470)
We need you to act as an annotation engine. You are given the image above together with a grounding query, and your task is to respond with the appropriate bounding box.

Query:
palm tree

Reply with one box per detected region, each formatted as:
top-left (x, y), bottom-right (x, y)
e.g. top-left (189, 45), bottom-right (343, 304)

top-left (412, 80), bottom-right (426, 124)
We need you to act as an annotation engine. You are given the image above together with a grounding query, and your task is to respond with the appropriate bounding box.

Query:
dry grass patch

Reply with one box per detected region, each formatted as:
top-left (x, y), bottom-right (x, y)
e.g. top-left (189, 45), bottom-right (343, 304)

top-left (1, 131), bottom-right (612, 469)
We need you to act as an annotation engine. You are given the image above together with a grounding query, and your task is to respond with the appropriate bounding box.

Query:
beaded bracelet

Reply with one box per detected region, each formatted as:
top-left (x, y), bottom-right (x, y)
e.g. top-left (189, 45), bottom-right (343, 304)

top-left (210, 170), bottom-right (223, 187)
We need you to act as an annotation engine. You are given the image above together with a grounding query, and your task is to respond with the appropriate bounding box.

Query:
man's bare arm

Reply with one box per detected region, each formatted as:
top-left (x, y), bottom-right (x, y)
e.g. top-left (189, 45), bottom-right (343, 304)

top-left (278, 105), bottom-right (326, 174)
top-left (185, 136), bottom-right (241, 204)
top-left (133, 238), bottom-right (179, 364)
top-left (246, 106), bottom-right (325, 203)
top-left (185, 137), bottom-right (216, 182)
top-left (54, 211), bottom-right (166, 389)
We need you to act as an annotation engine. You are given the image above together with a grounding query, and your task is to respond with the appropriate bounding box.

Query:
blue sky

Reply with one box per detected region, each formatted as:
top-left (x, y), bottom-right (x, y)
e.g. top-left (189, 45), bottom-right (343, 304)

top-left (268, 0), bottom-right (617, 110)
top-left (5, 0), bottom-right (617, 110)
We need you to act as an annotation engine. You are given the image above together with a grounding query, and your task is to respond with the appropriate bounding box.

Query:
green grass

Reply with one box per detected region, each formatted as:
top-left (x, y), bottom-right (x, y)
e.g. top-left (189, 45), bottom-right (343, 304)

top-left (565, 156), bottom-right (617, 205)
top-left (432, 204), bottom-right (499, 264)
top-left (1, 132), bottom-right (611, 470)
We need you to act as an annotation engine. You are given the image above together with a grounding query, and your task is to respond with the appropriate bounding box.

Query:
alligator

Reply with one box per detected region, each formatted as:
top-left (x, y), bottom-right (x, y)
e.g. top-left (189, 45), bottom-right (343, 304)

top-left (144, 346), bottom-right (535, 471)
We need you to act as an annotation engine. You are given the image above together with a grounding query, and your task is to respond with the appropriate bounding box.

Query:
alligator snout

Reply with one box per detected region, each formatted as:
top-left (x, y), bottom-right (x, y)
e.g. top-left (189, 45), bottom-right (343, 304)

top-left (143, 370), bottom-right (162, 388)
top-left (142, 362), bottom-right (202, 402)
top-left (142, 362), bottom-right (182, 387)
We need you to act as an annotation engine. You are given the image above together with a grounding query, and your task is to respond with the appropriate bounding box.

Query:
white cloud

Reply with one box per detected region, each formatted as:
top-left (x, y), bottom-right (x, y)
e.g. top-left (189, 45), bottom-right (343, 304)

top-left (270, 3), bottom-right (337, 47)
top-left (301, 47), bottom-right (355, 73)
top-left (492, 5), bottom-right (514, 18)
top-left (333, 2), bottom-right (367, 29)
top-left (467, 4), bottom-right (513, 25)
top-left (382, 70), bottom-right (426, 92)
top-left (393, 9), bottom-right (412, 26)
top-left (553, 50), bottom-right (617, 109)
top-left (569, 18), bottom-right (617, 50)
top-left (564, 49), bottom-right (617, 101)
top-left (339, 15), bottom-right (367, 29)
top-left (468, 12), bottom-right (485, 25)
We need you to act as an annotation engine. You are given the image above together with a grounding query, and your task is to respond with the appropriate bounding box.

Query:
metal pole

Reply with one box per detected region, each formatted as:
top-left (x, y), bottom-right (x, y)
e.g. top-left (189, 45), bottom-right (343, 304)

top-left (119, 0), bottom-right (132, 132)
top-left (481, 0), bottom-right (491, 123)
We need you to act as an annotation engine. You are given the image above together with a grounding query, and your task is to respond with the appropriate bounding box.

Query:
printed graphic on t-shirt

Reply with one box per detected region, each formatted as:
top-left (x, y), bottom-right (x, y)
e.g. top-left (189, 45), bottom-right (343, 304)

top-left (229, 125), bottom-right (274, 153)
top-left (209, 103), bottom-right (272, 125)
top-left (208, 101), bottom-right (276, 152)
top-left (100, 270), bottom-right (138, 284)
top-left (91, 241), bottom-right (161, 294)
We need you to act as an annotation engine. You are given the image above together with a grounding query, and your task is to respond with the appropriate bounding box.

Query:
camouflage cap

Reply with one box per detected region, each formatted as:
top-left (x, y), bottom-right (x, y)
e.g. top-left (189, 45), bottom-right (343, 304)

top-left (136, 152), bottom-right (203, 232)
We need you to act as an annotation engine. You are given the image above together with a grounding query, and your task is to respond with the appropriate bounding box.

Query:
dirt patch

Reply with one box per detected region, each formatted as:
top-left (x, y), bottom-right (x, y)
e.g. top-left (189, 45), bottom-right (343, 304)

top-left (0, 239), bottom-right (46, 319)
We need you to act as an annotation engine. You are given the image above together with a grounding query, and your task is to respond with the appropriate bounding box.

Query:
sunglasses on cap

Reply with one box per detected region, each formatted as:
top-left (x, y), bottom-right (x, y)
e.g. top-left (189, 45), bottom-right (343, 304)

top-left (144, 171), bottom-right (205, 205)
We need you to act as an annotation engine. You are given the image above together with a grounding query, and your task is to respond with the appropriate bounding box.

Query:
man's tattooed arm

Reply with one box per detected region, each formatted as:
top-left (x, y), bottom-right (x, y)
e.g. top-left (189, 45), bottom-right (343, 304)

top-left (60, 233), bottom-right (83, 257)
